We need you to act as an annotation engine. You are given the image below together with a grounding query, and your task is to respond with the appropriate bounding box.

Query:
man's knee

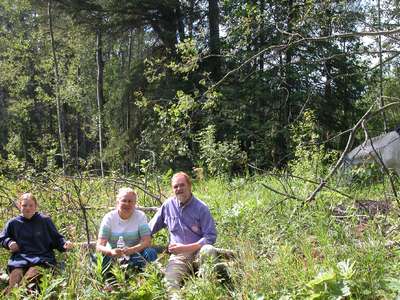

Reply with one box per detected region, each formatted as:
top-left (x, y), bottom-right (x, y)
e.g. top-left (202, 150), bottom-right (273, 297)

top-left (198, 244), bottom-right (217, 263)
top-left (199, 244), bottom-right (217, 255)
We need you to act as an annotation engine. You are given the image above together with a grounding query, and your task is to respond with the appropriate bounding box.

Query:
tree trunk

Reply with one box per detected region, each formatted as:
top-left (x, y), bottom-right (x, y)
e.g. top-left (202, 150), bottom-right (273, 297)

top-left (128, 29), bottom-right (133, 70)
top-left (177, 3), bottom-right (185, 42)
top-left (96, 29), bottom-right (105, 177)
top-left (259, 0), bottom-right (265, 71)
top-left (377, 0), bottom-right (387, 132)
top-left (323, 5), bottom-right (339, 139)
top-left (127, 28), bottom-right (133, 133)
top-left (208, 0), bottom-right (221, 80)
top-left (48, 0), bottom-right (67, 175)
top-left (274, 0), bottom-right (295, 167)
top-left (188, 0), bottom-right (194, 38)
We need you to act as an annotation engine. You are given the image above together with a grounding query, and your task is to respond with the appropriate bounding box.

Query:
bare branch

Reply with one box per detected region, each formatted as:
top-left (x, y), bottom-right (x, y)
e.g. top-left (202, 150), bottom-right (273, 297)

top-left (248, 164), bottom-right (352, 199)
top-left (203, 27), bottom-right (400, 95)
top-left (306, 101), bottom-right (400, 202)
top-left (260, 183), bottom-right (304, 202)
top-left (306, 104), bottom-right (376, 202)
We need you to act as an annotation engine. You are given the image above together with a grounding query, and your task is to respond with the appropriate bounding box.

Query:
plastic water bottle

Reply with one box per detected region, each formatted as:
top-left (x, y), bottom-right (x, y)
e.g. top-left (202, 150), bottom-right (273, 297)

top-left (116, 236), bottom-right (129, 261)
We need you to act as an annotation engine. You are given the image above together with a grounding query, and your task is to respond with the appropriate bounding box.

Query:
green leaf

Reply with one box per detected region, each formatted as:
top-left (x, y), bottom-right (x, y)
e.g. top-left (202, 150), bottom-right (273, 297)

top-left (306, 270), bottom-right (336, 288)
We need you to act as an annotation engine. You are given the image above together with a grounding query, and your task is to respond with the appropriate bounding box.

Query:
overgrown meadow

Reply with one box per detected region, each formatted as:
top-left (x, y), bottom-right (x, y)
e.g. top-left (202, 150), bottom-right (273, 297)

top-left (1, 167), bottom-right (400, 299)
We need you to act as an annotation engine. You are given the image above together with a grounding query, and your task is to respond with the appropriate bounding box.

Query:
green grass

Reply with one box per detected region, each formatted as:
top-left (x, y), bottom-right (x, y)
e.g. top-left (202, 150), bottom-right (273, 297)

top-left (0, 172), bottom-right (400, 299)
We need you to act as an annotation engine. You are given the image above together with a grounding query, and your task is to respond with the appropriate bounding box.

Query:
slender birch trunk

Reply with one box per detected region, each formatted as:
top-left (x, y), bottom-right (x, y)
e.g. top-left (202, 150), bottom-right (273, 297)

top-left (377, 0), bottom-right (387, 132)
top-left (96, 29), bottom-right (104, 177)
top-left (48, 0), bottom-right (67, 175)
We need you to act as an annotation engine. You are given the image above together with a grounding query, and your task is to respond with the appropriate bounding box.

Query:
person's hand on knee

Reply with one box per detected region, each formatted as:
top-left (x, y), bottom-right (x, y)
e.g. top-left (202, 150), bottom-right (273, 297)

top-left (8, 241), bottom-right (20, 253)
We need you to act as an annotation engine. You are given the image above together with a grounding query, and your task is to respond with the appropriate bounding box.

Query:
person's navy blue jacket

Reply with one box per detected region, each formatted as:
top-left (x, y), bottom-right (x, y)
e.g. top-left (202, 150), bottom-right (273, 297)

top-left (0, 212), bottom-right (67, 270)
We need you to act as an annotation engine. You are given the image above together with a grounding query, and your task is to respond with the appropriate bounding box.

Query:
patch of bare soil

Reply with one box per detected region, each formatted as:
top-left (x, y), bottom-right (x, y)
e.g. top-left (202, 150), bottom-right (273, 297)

top-left (331, 199), bottom-right (391, 223)
top-left (354, 199), bottom-right (391, 216)
top-left (331, 199), bottom-right (396, 241)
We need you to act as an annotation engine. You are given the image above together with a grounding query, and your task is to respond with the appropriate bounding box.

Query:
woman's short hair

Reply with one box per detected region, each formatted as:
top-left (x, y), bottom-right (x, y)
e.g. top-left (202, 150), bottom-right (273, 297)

top-left (116, 187), bottom-right (137, 201)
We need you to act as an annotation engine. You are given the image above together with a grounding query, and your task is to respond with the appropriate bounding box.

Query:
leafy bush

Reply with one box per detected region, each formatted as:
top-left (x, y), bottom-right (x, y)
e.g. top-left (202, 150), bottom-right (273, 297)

top-left (299, 260), bottom-right (355, 299)
top-left (197, 125), bottom-right (247, 176)
top-left (290, 110), bottom-right (336, 180)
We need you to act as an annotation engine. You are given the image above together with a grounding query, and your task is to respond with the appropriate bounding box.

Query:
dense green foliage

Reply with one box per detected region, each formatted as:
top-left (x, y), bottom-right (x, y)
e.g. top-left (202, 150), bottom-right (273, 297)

top-left (1, 0), bottom-right (399, 176)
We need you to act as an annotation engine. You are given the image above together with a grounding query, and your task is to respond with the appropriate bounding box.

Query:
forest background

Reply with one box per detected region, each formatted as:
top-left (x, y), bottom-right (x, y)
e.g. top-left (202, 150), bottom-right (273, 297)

top-left (1, 0), bottom-right (400, 299)
top-left (1, 0), bottom-right (400, 176)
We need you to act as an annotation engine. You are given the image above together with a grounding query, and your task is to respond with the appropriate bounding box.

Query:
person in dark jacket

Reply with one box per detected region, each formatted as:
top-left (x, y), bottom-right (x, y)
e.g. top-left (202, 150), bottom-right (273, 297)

top-left (0, 193), bottom-right (73, 294)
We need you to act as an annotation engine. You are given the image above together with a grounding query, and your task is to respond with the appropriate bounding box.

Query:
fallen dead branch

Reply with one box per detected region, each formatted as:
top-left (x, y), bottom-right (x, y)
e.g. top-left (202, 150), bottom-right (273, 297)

top-left (249, 164), bottom-right (352, 200)
top-left (306, 101), bottom-right (400, 203)
top-left (261, 183), bottom-right (303, 202)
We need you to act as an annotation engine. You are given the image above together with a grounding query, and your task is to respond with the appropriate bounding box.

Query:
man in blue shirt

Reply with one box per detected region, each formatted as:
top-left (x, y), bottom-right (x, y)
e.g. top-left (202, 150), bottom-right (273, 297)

top-left (149, 172), bottom-right (217, 295)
